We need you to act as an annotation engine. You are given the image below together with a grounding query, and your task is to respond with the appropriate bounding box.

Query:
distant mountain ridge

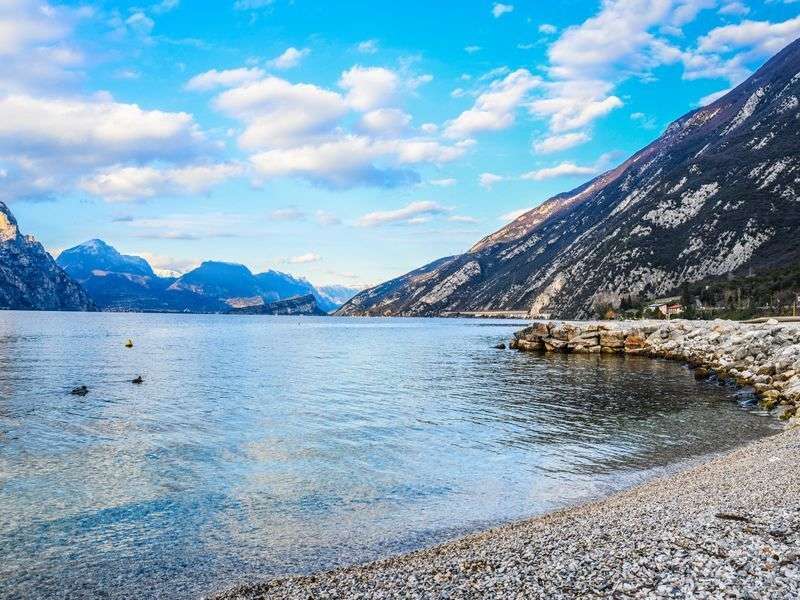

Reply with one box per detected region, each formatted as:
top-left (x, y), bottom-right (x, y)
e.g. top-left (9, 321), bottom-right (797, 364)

top-left (56, 240), bottom-right (359, 314)
top-left (338, 37), bottom-right (800, 319)
top-left (228, 293), bottom-right (327, 316)
top-left (0, 203), bottom-right (94, 311)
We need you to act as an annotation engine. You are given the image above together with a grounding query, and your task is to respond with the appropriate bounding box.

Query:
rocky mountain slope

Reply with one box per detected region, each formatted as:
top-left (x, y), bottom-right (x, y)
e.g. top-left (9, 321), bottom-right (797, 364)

top-left (228, 293), bottom-right (327, 316)
top-left (339, 37), bottom-right (800, 319)
top-left (57, 240), bottom-right (357, 313)
top-left (0, 203), bottom-right (94, 311)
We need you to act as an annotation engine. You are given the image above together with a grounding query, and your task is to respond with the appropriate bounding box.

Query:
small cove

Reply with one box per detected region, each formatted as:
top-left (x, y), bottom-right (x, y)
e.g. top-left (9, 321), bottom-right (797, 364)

top-left (0, 312), bottom-right (779, 599)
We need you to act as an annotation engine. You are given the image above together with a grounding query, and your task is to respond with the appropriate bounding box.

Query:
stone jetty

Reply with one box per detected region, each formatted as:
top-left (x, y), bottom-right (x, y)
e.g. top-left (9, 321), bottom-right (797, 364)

top-left (511, 319), bottom-right (800, 424)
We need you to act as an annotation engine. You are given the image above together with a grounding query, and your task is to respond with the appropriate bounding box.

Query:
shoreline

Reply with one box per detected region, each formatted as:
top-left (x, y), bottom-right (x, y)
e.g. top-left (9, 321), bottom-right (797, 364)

top-left (511, 319), bottom-right (800, 424)
top-left (214, 426), bottom-right (799, 599)
top-left (214, 318), bottom-right (800, 599)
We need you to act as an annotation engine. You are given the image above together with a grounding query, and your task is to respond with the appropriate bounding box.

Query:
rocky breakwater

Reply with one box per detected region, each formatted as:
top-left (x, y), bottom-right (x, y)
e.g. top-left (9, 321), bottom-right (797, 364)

top-left (510, 319), bottom-right (800, 424)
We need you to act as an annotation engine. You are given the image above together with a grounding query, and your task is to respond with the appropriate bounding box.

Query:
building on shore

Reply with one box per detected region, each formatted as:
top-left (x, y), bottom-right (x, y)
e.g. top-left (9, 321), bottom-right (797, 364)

top-left (646, 296), bottom-right (684, 318)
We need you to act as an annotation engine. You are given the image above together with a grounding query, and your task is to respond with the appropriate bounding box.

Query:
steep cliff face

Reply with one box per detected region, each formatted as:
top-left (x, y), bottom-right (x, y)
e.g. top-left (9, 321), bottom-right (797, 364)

top-left (0, 203), bottom-right (94, 311)
top-left (339, 37), bottom-right (800, 319)
top-left (228, 293), bottom-right (327, 316)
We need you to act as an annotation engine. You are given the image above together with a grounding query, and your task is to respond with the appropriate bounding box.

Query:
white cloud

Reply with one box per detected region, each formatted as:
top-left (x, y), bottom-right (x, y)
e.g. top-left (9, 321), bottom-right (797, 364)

top-left (0, 0), bottom-right (87, 93)
top-left (152, 0), bottom-right (180, 14)
top-left (248, 136), bottom-right (468, 188)
top-left (533, 131), bottom-right (590, 154)
top-left (269, 207), bottom-right (306, 221)
top-left (525, 0), bottom-right (741, 136)
top-left (0, 94), bottom-right (205, 161)
top-left (521, 161), bottom-right (597, 181)
top-left (479, 66), bottom-right (512, 81)
top-left (420, 122), bottom-right (438, 134)
top-left (314, 210), bottom-right (341, 225)
top-left (355, 200), bottom-right (448, 227)
top-left (448, 215), bottom-right (479, 223)
top-left (697, 16), bottom-right (800, 57)
top-left (125, 12), bottom-right (155, 36)
top-left (284, 252), bottom-right (321, 264)
top-left (204, 64), bottom-right (468, 189)
top-left (268, 47), bottom-right (310, 70)
top-left (127, 212), bottom-right (247, 240)
top-left (479, 172), bottom-right (504, 189)
top-left (630, 111), bottom-right (657, 129)
top-left (214, 76), bottom-right (348, 149)
top-left (429, 178), bottom-right (457, 187)
top-left (0, 91), bottom-right (216, 201)
top-left (698, 87), bottom-right (732, 106)
top-left (530, 80), bottom-right (623, 133)
top-left (718, 2), bottom-right (749, 16)
top-left (464, 45), bottom-right (482, 54)
top-left (444, 69), bottom-right (540, 138)
top-left (80, 163), bottom-right (243, 202)
top-left (492, 3), bottom-right (514, 18)
top-left (538, 23), bottom-right (557, 34)
top-left (137, 252), bottom-right (198, 277)
top-left (407, 73), bottom-right (434, 89)
top-left (185, 67), bottom-right (265, 91)
top-left (499, 207), bottom-right (533, 223)
top-left (359, 108), bottom-right (412, 135)
top-left (356, 39), bottom-right (379, 54)
top-left (115, 68), bottom-right (141, 80)
top-left (234, 0), bottom-right (274, 9)
top-left (339, 66), bottom-right (399, 110)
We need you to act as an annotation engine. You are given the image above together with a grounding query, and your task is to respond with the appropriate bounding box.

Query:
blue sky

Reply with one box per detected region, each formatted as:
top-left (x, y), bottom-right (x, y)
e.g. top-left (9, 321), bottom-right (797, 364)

top-left (2, 0), bottom-right (799, 286)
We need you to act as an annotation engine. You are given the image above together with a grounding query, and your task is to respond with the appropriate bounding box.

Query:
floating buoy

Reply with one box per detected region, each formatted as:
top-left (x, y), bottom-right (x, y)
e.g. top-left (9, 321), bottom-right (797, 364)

top-left (70, 385), bottom-right (89, 396)
top-left (125, 339), bottom-right (133, 348)
top-left (131, 375), bottom-right (143, 384)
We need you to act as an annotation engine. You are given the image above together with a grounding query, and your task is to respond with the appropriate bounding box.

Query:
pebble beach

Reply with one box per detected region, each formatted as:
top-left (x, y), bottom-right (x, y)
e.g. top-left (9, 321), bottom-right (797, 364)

top-left (215, 319), bottom-right (800, 599)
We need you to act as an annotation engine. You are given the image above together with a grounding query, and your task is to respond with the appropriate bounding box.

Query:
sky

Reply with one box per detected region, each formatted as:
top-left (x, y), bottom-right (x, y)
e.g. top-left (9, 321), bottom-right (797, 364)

top-left (2, 0), bottom-right (799, 287)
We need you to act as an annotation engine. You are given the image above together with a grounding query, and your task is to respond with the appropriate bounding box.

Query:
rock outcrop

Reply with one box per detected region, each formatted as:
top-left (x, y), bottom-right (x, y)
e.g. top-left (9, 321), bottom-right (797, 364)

top-left (0, 203), bottom-right (94, 311)
top-left (228, 293), bottom-right (326, 316)
top-left (511, 319), bottom-right (800, 423)
top-left (339, 37), bottom-right (800, 318)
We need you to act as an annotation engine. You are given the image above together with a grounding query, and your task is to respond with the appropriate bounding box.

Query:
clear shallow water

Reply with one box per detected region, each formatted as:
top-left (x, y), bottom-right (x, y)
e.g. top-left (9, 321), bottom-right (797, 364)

top-left (0, 312), bottom-right (778, 599)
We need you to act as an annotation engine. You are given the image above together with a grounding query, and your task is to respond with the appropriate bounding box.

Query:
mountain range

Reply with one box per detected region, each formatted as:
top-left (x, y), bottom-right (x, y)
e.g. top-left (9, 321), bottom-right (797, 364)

top-left (54, 239), bottom-right (359, 313)
top-left (338, 37), bottom-right (800, 319)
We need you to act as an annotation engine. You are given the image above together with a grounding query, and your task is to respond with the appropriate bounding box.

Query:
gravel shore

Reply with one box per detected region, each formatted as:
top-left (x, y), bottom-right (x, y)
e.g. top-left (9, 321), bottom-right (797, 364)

top-left (215, 320), bottom-right (800, 599)
top-left (216, 426), bottom-right (800, 599)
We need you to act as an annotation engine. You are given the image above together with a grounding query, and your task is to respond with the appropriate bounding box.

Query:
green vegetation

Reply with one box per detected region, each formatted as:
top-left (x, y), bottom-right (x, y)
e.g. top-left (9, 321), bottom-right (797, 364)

top-left (672, 262), bottom-right (800, 320)
top-left (600, 263), bottom-right (800, 321)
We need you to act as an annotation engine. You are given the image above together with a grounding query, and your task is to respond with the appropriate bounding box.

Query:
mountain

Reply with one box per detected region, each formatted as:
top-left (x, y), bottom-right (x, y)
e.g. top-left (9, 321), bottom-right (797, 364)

top-left (338, 37), bottom-right (800, 319)
top-left (228, 293), bottom-right (327, 316)
top-left (167, 261), bottom-right (262, 310)
top-left (56, 240), bottom-right (357, 313)
top-left (317, 284), bottom-right (362, 309)
top-left (57, 239), bottom-right (154, 279)
top-left (0, 203), bottom-right (94, 311)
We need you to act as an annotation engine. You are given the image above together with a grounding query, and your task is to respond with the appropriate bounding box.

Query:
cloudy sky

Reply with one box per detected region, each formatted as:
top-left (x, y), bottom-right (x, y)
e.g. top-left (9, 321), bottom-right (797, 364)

top-left (3, 0), bottom-right (799, 285)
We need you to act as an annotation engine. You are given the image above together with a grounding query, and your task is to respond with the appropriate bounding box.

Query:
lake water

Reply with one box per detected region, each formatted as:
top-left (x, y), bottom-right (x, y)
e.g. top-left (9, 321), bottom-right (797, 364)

top-left (0, 312), bottom-right (779, 599)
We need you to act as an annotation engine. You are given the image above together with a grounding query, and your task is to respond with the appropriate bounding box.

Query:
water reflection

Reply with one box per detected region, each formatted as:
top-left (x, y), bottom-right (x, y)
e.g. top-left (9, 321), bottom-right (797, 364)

top-left (0, 312), bottom-right (778, 599)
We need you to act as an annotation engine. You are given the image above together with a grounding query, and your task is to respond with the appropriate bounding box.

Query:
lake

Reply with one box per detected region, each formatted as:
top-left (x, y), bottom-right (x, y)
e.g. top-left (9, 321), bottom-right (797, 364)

top-left (0, 312), bottom-right (779, 599)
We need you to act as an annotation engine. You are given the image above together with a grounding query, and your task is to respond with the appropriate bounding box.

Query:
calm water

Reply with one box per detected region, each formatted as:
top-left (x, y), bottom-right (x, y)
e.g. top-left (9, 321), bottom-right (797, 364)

top-left (0, 312), bottom-right (778, 599)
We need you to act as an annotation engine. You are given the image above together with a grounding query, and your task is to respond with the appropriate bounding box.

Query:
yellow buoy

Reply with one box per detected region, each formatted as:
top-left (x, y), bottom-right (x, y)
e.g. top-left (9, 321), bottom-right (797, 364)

top-left (125, 339), bottom-right (133, 348)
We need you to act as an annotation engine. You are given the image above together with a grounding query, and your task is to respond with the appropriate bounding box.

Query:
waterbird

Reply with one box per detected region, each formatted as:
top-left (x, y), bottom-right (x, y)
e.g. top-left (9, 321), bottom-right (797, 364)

top-left (131, 375), bottom-right (143, 384)
top-left (70, 385), bottom-right (89, 396)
